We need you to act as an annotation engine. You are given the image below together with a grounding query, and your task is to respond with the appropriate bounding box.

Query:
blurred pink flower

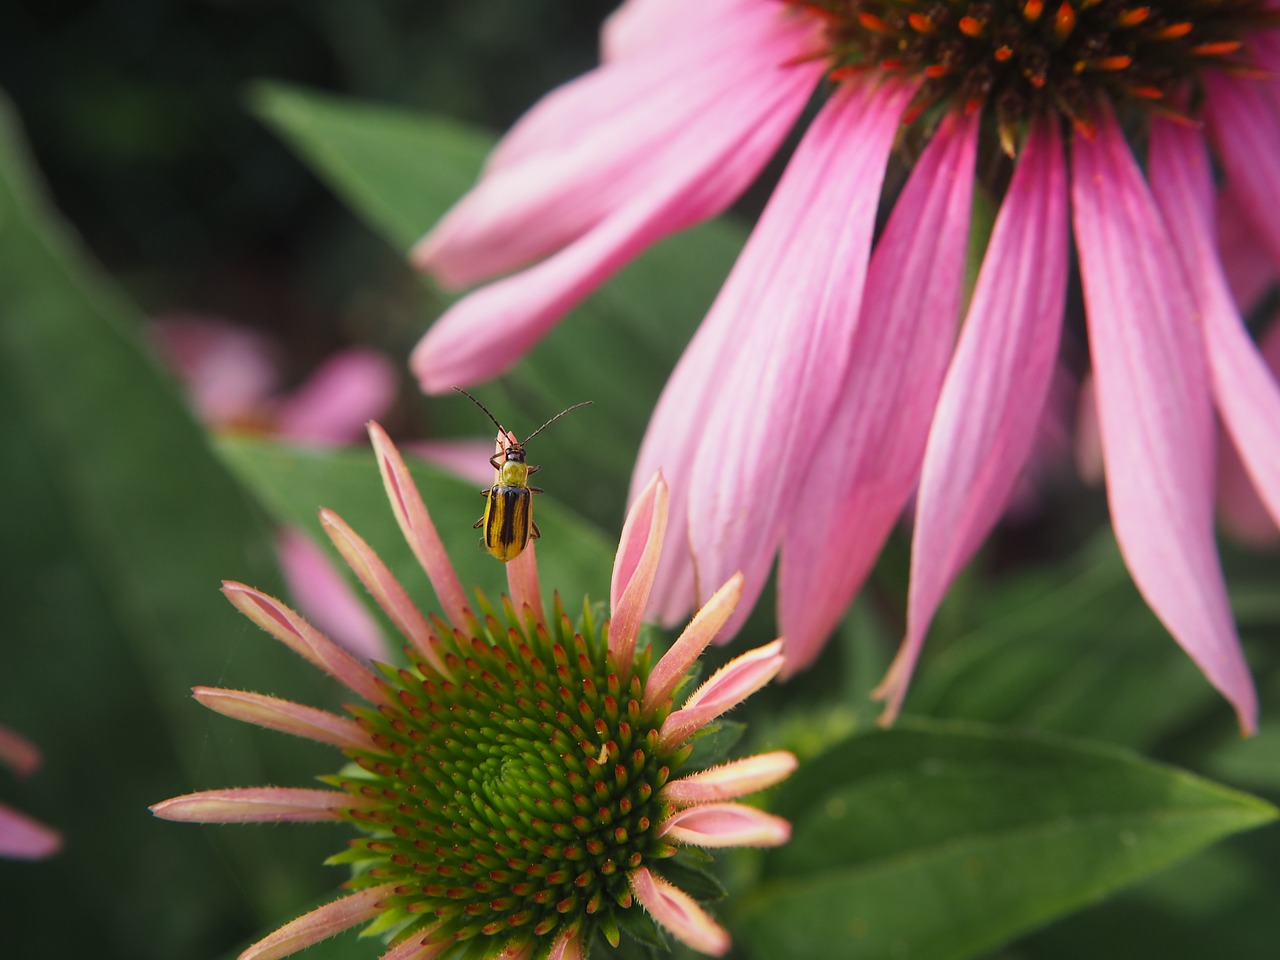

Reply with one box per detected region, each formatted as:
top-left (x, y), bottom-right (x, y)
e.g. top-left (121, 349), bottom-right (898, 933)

top-left (0, 724), bottom-right (61, 860)
top-left (411, 0), bottom-right (1280, 733)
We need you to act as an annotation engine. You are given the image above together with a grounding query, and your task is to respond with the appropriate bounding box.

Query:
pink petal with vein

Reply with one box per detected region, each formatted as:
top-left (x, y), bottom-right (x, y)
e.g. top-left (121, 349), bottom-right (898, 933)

top-left (1073, 107), bottom-right (1256, 734)
top-left (192, 686), bottom-right (371, 751)
top-left (630, 866), bottom-right (730, 957)
top-left (644, 573), bottom-right (744, 710)
top-left (1206, 72), bottom-right (1280, 270)
top-left (0, 723), bottom-right (40, 778)
top-left (149, 787), bottom-right (370, 823)
top-left (610, 471), bottom-right (668, 676)
top-left (379, 931), bottom-right (450, 960)
top-left (0, 803), bottom-right (61, 860)
top-left (546, 925), bottom-right (586, 960)
top-left (221, 582), bottom-right (385, 704)
top-left (663, 751), bottom-right (797, 804)
top-left (239, 884), bottom-right (397, 960)
top-left (685, 81), bottom-right (916, 639)
top-left (276, 529), bottom-right (385, 660)
top-left (369, 422), bottom-right (470, 629)
top-left (660, 640), bottom-right (783, 748)
top-left (884, 120), bottom-right (1068, 722)
top-left (777, 109), bottom-right (979, 673)
top-left (1148, 119), bottom-right (1280, 537)
top-left (274, 349), bottom-right (397, 445)
top-left (659, 802), bottom-right (791, 847)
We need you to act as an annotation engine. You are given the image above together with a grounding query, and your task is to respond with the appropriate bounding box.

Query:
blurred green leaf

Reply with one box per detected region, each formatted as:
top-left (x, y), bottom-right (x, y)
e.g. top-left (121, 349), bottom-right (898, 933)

top-left (734, 720), bottom-right (1276, 960)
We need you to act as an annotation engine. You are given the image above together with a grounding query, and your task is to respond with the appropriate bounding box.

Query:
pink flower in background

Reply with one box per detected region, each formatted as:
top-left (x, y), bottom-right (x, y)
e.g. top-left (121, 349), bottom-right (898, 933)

top-left (0, 724), bottom-right (61, 860)
top-left (152, 426), bottom-right (793, 960)
top-left (411, 0), bottom-right (1280, 733)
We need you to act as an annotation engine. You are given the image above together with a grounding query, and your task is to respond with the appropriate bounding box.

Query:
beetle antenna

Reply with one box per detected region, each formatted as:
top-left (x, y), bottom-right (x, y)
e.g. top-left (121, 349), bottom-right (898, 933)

top-left (453, 386), bottom-right (507, 435)
top-left (525, 400), bottom-right (594, 444)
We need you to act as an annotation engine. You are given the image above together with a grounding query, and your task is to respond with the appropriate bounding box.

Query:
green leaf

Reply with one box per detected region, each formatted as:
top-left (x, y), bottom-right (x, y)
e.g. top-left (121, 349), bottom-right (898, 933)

top-left (734, 720), bottom-right (1277, 960)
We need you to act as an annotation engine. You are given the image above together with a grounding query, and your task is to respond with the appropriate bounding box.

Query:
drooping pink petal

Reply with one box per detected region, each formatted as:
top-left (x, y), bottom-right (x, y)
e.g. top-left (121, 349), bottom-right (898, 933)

top-left (1215, 184), bottom-right (1276, 313)
top-left (1219, 319), bottom-right (1280, 545)
top-left (1206, 71), bottom-right (1280, 270)
top-left (883, 119), bottom-right (1069, 722)
top-left (149, 787), bottom-right (375, 823)
top-left (546, 925), bottom-right (586, 960)
top-left (319, 508), bottom-right (448, 674)
top-left (221, 582), bottom-right (386, 704)
top-left (238, 883), bottom-right (397, 960)
top-left (643, 573), bottom-right (744, 711)
top-left (506, 539), bottom-right (546, 625)
top-left (629, 866), bottom-right (730, 957)
top-left (0, 803), bottom-right (61, 860)
top-left (610, 471), bottom-right (669, 677)
top-left (276, 529), bottom-right (386, 661)
top-left (192, 686), bottom-right (372, 752)
top-left (1148, 118), bottom-right (1280, 537)
top-left (410, 16), bottom-right (824, 392)
top-left (658, 802), bottom-right (791, 848)
top-left (602, 0), bottom-right (748, 63)
top-left (273, 349), bottom-right (397, 445)
top-left (777, 108), bottom-right (980, 673)
top-left (659, 640), bottom-right (784, 749)
top-left (369, 422), bottom-right (471, 629)
top-left (0, 723), bottom-right (40, 778)
top-left (1073, 106), bottom-right (1257, 734)
top-left (150, 314), bottom-right (279, 425)
top-left (662, 751), bottom-right (797, 804)
top-left (683, 80), bottom-right (917, 640)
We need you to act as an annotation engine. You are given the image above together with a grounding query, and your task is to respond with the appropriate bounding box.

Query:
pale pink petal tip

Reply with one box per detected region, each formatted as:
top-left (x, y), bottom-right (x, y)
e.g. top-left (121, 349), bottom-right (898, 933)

top-left (546, 925), bottom-right (587, 960)
top-left (238, 883), bottom-right (397, 960)
top-left (0, 804), bottom-right (62, 860)
top-left (149, 787), bottom-right (368, 823)
top-left (610, 470), bottom-right (669, 676)
top-left (630, 867), bottom-right (730, 957)
top-left (367, 422), bottom-right (471, 629)
top-left (0, 724), bottom-right (41, 778)
top-left (378, 930), bottom-right (451, 960)
top-left (663, 751), bottom-right (798, 804)
top-left (506, 539), bottom-right (545, 625)
top-left (659, 802), bottom-right (791, 848)
top-left (659, 639), bottom-right (784, 749)
top-left (644, 573), bottom-right (745, 710)
top-left (192, 686), bottom-right (370, 752)
top-left (276, 529), bottom-right (386, 661)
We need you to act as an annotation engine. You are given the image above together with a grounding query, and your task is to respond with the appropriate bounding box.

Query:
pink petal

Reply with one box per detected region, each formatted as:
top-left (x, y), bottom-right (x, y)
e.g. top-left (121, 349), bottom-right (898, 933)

top-left (546, 925), bottom-right (586, 960)
top-left (410, 17), bottom-right (824, 392)
top-left (192, 686), bottom-right (372, 751)
top-left (0, 723), bottom-right (40, 778)
top-left (1148, 118), bottom-right (1280, 537)
top-left (505, 539), bottom-right (546, 625)
top-left (602, 0), bottom-right (749, 63)
top-left (643, 573), bottom-right (744, 711)
top-left (150, 314), bottom-right (279, 425)
top-left (0, 803), bottom-right (61, 860)
top-left (238, 883), bottom-right (398, 960)
top-left (884, 119), bottom-right (1069, 723)
top-left (663, 751), bottom-right (797, 804)
top-left (1072, 106), bottom-right (1257, 734)
top-left (402, 437), bottom-right (500, 486)
top-left (276, 529), bottom-right (386, 661)
top-left (683, 80), bottom-right (916, 640)
top-left (221, 582), bottom-right (386, 704)
top-left (1215, 184), bottom-right (1276, 313)
top-left (629, 866), bottom-right (730, 957)
top-left (610, 471), bottom-right (669, 677)
top-left (378, 931), bottom-right (451, 960)
top-left (1219, 320), bottom-right (1280, 545)
top-left (658, 802), bottom-right (791, 848)
top-left (777, 108), bottom-right (980, 673)
top-left (1206, 71), bottom-right (1280, 270)
top-left (149, 787), bottom-right (373, 823)
top-left (1074, 371), bottom-right (1104, 485)
top-left (660, 640), bottom-right (783, 749)
top-left (274, 349), bottom-right (397, 445)
top-left (369, 422), bottom-right (471, 630)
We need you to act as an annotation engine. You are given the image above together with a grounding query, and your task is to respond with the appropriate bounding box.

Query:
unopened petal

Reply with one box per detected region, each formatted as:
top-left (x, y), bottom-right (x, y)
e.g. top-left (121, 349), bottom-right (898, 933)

top-left (150, 787), bottom-right (373, 823)
top-left (239, 884), bottom-right (398, 960)
top-left (644, 573), bottom-right (744, 711)
top-left (1073, 106), bottom-right (1257, 734)
top-left (777, 108), bottom-right (979, 675)
top-left (629, 866), bottom-right (730, 957)
top-left (610, 471), bottom-right (669, 676)
top-left (660, 640), bottom-right (783, 749)
top-left (276, 529), bottom-right (386, 660)
top-left (884, 119), bottom-right (1068, 723)
top-left (0, 803), bottom-right (61, 860)
top-left (192, 686), bottom-right (371, 752)
top-left (659, 802), bottom-right (791, 848)
top-left (663, 751), bottom-right (797, 804)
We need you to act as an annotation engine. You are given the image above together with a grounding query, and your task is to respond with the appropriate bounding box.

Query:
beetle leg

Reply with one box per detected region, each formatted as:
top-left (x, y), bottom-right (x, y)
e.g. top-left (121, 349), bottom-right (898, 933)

top-left (528, 486), bottom-right (544, 495)
top-left (527, 464), bottom-right (542, 476)
top-left (472, 517), bottom-right (484, 529)
top-left (531, 521), bottom-right (542, 540)
top-left (489, 453), bottom-right (503, 470)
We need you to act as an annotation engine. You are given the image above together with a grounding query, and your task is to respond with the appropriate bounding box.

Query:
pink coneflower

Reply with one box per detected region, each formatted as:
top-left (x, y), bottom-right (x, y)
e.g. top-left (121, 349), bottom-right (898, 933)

top-left (151, 424), bottom-right (794, 960)
top-left (0, 724), bottom-right (61, 860)
top-left (410, 0), bottom-right (1280, 733)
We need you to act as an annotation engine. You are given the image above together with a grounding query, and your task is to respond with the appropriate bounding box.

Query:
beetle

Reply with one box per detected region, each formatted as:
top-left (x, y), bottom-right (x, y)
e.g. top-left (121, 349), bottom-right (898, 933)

top-left (453, 387), bottom-right (593, 562)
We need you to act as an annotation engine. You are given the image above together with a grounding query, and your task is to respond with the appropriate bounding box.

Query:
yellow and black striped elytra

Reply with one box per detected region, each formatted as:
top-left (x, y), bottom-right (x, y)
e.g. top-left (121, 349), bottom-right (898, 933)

top-left (454, 387), bottom-right (592, 563)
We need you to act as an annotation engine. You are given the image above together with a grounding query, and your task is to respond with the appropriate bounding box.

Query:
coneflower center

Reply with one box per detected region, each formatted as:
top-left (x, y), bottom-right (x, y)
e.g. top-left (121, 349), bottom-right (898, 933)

top-left (791, 0), bottom-right (1278, 142)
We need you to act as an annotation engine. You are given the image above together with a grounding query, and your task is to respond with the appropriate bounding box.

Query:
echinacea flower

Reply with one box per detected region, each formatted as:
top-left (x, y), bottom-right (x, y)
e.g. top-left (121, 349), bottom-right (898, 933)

top-left (0, 723), bottom-right (61, 860)
top-left (151, 423), bottom-right (794, 960)
top-left (410, 0), bottom-right (1280, 733)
